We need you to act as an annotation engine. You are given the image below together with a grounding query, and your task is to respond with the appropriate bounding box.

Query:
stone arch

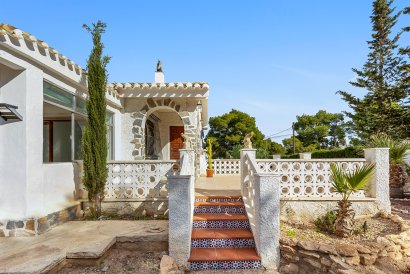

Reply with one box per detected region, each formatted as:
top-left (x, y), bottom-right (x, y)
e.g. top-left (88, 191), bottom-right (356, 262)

top-left (131, 98), bottom-right (196, 160)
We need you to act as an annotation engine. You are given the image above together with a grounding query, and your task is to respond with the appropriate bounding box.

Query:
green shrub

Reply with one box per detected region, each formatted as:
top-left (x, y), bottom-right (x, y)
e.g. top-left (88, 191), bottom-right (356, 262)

top-left (311, 146), bottom-right (364, 159)
top-left (281, 153), bottom-right (299, 159)
top-left (314, 211), bottom-right (337, 233)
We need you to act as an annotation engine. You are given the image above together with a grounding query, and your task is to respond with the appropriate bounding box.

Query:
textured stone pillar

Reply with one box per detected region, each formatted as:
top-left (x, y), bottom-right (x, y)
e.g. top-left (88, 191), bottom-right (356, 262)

top-left (168, 149), bottom-right (195, 265)
top-left (255, 174), bottom-right (281, 269)
top-left (364, 148), bottom-right (391, 213)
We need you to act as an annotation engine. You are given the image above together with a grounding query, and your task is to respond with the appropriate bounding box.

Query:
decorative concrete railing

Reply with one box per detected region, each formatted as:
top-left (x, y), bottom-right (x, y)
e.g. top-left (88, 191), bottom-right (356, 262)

top-left (212, 159), bottom-right (240, 175)
top-left (240, 149), bottom-right (280, 269)
top-left (105, 160), bottom-right (180, 200)
top-left (256, 159), bottom-right (367, 199)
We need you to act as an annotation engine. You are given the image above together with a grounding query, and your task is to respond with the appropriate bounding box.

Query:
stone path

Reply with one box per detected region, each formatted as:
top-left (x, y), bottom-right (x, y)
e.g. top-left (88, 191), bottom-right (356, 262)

top-left (0, 220), bottom-right (168, 274)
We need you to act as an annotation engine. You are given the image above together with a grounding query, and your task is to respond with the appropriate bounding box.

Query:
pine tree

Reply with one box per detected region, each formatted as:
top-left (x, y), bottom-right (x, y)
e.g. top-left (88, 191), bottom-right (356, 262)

top-left (338, 0), bottom-right (409, 140)
top-left (82, 21), bottom-right (110, 218)
top-left (398, 7), bottom-right (410, 134)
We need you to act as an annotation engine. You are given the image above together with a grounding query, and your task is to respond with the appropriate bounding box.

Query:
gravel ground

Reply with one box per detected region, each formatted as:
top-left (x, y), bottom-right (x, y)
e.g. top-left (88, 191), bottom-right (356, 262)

top-left (281, 215), bottom-right (401, 246)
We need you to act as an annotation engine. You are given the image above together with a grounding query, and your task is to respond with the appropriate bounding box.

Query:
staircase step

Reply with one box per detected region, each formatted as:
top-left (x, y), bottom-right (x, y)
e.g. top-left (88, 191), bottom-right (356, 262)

top-left (195, 196), bottom-right (243, 203)
top-left (193, 213), bottom-right (248, 221)
top-left (189, 248), bottom-right (261, 261)
top-left (194, 204), bottom-right (245, 214)
top-left (188, 248), bottom-right (261, 270)
top-left (192, 229), bottom-right (253, 239)
top-left (194, 201), bottom-right (244, 206)
top-left (192, 238), bottom-right (255, 248)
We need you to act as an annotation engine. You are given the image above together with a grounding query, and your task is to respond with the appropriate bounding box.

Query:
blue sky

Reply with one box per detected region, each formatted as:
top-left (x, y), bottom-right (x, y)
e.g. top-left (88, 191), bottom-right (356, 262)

top-left (2, 1), bottom-right (409, 141)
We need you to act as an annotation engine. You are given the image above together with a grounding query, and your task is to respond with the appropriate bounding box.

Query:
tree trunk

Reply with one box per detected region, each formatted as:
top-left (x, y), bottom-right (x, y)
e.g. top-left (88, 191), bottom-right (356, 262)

top-left (334, 200), bottom-right (354, 238)
top-left (95, 193), bottom-right (101, 218)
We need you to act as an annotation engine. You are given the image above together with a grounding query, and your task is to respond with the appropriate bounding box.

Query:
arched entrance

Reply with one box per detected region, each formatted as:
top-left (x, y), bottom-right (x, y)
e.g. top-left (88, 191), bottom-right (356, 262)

top-left (131, 98), bottom-right (197, 160)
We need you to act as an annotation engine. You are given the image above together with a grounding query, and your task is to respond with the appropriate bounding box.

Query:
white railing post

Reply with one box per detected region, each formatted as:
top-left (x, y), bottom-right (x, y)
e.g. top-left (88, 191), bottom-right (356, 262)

top-left (168, 149), bottom-right (195, 266)
top-left (240, 149), bottom-right (256, 192)
top-left (364, 148), bottom-right (391, 213)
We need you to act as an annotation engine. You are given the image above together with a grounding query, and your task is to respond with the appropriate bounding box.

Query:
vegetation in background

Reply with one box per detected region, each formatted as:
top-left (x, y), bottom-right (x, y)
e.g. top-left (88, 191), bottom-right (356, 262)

top-left (330, 163), bottom-right (375, 237)
top-left (81, 21), bottom-right (110, 218)
top-left (311, 147), bottom-right (364, 159)
top-left (338, 0), bottom-right (410, 140)
top-left (206, 109), bottom-right (284, 158)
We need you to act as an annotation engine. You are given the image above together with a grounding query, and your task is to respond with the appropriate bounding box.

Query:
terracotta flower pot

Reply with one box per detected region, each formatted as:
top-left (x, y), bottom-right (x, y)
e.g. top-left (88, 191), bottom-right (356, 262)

top-left (206, 169), bottom-right (214, 177)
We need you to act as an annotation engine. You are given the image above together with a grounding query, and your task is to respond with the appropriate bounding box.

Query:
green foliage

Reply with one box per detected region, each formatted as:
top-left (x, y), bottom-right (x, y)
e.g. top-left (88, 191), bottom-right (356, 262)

top-left (338, 0), bottom-right (410, 140)
top-left (314, 211), bottom-right (337, 233)
top-left (282, 137), bottom-right (304, 154)
top-left (285, 229), bottom-right (297, 238)
top-left (294, 110), bottom-right (347, 149)
top-left (206, 137), bottom-right (215, 169)
top-left (206, 109), bottom-right (285, 158)
top-left (368, 133), bottom-right (410, 165)
top-left (330, 163), bottom-right (375, 201)
top-left (281, 153), bottom-right (299, 159)
top-left (311, 147), bottom-right (364, 159)
top-left (81, 21), bottom-right (110, 217)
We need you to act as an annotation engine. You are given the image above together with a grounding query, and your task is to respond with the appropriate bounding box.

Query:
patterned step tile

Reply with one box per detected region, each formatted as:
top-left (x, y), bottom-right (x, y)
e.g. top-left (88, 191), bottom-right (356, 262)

top-left (191, 238), bottom-right (255, 248)
top-left (194, 205), bottom-right (246, 214)
top-left (193, 220), bottom-right (250, 229)
top-left (195, 196), bottom-right (243, 203)
top-left (188, 260), bottom-right (261, 270)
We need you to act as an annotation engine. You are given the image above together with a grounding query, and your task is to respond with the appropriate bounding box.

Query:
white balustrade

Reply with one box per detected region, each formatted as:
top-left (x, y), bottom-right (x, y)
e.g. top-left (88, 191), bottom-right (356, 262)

top-left (256, 159), bottom-right (367, 198)
top-left (105, 160), bottom-right (180, 200)
top-left (212, 159), bottom-right (240, 175)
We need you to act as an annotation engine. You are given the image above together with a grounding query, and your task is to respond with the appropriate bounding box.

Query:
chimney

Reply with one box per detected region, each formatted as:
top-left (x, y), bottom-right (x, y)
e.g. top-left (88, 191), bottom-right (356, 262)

top-left (155, 59), bottom-right (165, 83)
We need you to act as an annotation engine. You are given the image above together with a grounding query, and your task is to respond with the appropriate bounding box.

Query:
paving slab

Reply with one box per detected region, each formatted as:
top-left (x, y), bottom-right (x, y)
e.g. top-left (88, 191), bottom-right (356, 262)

top-left (196, 175), bottom-right (241, 196)
top-left (0, 220), bottom-right (168, 274)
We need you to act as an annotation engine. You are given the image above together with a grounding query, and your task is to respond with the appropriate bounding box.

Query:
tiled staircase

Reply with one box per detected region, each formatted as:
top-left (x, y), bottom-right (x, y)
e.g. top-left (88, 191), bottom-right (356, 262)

top-left (188, 195), bottom-right (261, 271)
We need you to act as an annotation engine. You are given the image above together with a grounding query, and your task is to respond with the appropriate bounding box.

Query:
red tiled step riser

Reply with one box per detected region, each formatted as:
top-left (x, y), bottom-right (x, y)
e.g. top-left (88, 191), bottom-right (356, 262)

top-left (194, 206), bottom-right (246, 214)
top-left (192, 238), bottom-right (255, 248)
top-left (189, 260), bottom-right (261, 270)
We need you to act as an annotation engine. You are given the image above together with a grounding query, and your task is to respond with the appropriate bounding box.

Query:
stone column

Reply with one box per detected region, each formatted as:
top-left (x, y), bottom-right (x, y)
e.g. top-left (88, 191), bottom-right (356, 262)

top-left (255, 174), bottom-right (281, 269)
top-left (364, 148), bottom-right (391, 213)
top-left (168, 149), bottom-right (195, 265)
top-left (299, 153), bottom-right (311, 159)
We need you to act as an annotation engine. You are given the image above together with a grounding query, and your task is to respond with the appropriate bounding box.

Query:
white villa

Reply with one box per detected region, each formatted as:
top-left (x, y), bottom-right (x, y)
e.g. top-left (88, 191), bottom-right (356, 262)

top-left (0, 24), bottom-right (209, 235)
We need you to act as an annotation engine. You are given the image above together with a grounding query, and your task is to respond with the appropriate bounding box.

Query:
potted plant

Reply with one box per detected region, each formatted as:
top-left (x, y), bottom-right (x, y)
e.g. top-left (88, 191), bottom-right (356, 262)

top-left (206, 138), bottom-right (215, 177)
top-left (330, 162), bottom-right (375, 237)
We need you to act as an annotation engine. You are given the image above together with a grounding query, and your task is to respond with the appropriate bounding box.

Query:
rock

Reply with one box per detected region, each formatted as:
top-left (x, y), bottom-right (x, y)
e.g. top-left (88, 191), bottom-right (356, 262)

top-left (378, 249), bottom-right (388, 257)
top-left (279, 263), bottom-right (299, 274)
top-left (283, 253), bottom-right (300, 263)
top-left (376, 236), bottom-right (392, 247)
top-left (336, 243), bottom-right (359, 257)
top-left (378, 211), bottom-right (389, 218)
top-left (25, 220), bottom-right (35, 231)
top-left (101, 266), bottom-right (109, 272)
top-left (280, 245), bottom-right (297, 255)
top-left (337, 270), bottom-right (361, 274)
top-left (297, 240), bottom-right (318, 251)
top-left (318, 243), bottom-right (338, 255)
top-left (117, 206), bottom-right (134, 216)
top-left (355, 245), bottom-right (371, 254)
top-left (403, 249), bottom-right (410, 257)
top-left (345, 255), bottom-right (360, 266)
top-left (160, 255), bottom-right (178, 274)
top-left (299, 250), bottom-right (320, 259)
top-left (303, 258), bottom-right (322, 269)
top-left (0, 229), bottom-right (5, 237)
top-left (321, 256), bottom-right (332, 267)
top-left (387, 251), bottom-right (403, 261)
top-left (359, 254), bottom-right (377, 265)
top-left (6, 221), bottom-right (24, 229)
top-left (390, 215), bottom-right (403, 223)
top-left (329, 255), bottom-right (351, 270)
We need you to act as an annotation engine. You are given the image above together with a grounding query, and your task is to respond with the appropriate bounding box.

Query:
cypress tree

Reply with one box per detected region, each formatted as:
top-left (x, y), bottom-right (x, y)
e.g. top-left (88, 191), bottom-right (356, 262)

top-left (82, 21), bottom-right (110, 217)
top-left (338, 0), bottom-right (409, 140)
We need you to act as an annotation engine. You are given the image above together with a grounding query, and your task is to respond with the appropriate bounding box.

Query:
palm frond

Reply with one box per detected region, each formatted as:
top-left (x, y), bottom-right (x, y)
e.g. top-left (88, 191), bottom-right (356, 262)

top-left (345, 163), bottom-right (375, 191)
top-left (330, 163), bottom-right (348, 194)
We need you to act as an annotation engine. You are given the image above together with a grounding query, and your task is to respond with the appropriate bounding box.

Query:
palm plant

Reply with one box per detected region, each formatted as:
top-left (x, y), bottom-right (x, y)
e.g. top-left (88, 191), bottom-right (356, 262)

top-left (330, 163), bottom-right (375, 237)
top-left (368, 134), bottom-right (410, 197)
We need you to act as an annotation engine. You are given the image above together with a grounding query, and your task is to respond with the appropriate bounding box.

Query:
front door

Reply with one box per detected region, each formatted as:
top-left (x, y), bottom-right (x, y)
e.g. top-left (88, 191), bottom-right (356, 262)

top-left (170, 126), bottom-right (184, 160)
